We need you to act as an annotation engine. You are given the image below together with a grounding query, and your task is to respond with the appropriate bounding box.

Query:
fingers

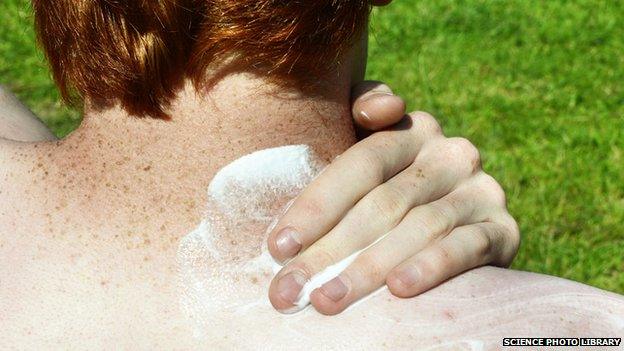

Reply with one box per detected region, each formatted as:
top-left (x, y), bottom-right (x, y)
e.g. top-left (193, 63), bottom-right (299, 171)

top-left (268, 112), bottom-right (444, 264)
top-left (267, 110), bottom-right (519, 315)
top-left (281, 134), bottom-right (480, 270)
top-left (307, 187), bottom-right (478, 315)
top-left (386, 222), bottom-right (512, 298)
top-left (270, 140), bottom-right (479, 310)
top-left (268, 165), bottom-right (459, 312)
top-left (351, 81), bottom-right (406, 131)
top-left (267, 118), bottom-right (429, 264)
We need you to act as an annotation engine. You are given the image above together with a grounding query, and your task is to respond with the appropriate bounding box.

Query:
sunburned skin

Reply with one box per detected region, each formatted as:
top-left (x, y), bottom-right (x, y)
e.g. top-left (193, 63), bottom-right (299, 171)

top-left (178, 144), bottom-right (624, 350)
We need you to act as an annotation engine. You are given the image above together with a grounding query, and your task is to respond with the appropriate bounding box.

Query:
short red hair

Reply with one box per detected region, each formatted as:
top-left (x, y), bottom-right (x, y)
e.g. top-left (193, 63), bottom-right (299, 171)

top-left (32, 0), bottom-right (371, 119)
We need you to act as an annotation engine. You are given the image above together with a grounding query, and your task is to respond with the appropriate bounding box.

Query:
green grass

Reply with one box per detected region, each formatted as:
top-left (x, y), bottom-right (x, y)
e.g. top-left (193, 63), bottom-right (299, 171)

top-left (1, 0), bottom-right (623, 292)
top-left (0, 0), bottom-right (80, 136)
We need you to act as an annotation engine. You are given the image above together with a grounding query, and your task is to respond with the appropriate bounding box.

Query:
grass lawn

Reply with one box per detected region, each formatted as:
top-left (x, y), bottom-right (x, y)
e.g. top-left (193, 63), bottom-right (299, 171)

top-left (1, 0), bottom-right (623, 293)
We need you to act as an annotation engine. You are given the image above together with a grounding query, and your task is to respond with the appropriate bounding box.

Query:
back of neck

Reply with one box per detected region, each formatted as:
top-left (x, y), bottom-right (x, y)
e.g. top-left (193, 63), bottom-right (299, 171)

top-left (49, 72), bottom-right (357, 226)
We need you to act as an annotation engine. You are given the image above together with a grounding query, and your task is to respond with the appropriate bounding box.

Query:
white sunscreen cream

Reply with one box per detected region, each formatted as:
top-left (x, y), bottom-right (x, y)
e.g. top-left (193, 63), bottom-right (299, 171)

top-left (178, 144), bottom-right (386, 337)
top-left (294, 233), bottom-right (390, 309)
top-left (177, 145), bottom-right (325, 336)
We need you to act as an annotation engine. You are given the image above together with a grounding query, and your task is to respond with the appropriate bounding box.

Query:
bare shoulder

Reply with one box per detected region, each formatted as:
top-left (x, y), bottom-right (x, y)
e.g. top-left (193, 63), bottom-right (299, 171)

top-left (0, 85), bottom-right (57, 142)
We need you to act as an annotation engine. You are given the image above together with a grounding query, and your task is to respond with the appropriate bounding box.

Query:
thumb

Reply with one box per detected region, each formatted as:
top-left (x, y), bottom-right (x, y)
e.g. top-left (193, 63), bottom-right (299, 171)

top-left (351, 81), bottom-right (406, 132)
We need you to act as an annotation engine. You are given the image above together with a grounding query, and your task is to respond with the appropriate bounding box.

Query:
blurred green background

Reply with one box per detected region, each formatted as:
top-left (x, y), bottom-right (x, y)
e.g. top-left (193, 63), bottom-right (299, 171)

top-left (1, 0), bottom-right (623, 292)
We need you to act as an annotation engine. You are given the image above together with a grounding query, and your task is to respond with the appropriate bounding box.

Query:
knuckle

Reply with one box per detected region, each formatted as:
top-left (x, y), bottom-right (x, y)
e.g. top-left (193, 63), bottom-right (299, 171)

top-left (476, 173), bottom-right (507, 207)
top-left (352, 252), bottom-right (386, 284)
top-left (503, 215), bottom-right (521, 258)
top-left (471, 227), bottom-right (494, 259)
top-left (432, 245), bottom-right (455, 271)
top-left (430, 201), bottom-right (458, 233)
top-left (409, 111), bottom-right (443, 137)
top-left (364, 184), bottom-right (410, 223)
top-left (410, 204), bottom-right (454, 238)
top-left (414, 253), bottom-right (442, 278)
top-left (445, 137), bottom-right (481, 172)
top-left (300, 196), bottom-right (326, 219)
top-left (297, 245), bottom-right (341, 277)
top-left (368, 130), bottom-right (410, 156)
top-left (483, 219), bottom-right (519, 267)
top-left (352, 144), bottom-right (386, 183)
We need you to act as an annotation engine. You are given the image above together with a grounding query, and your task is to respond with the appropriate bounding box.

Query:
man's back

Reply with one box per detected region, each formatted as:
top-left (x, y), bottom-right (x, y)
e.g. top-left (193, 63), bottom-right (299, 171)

top-left (1, 77), bottom-right (623, 350)
top-left (2, 144), bottom-right (624, 349)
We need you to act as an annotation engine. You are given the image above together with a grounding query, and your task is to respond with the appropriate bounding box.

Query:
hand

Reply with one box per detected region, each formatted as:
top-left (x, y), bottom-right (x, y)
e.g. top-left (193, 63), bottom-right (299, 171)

top-left (267, 81), bottom-right (520, 315)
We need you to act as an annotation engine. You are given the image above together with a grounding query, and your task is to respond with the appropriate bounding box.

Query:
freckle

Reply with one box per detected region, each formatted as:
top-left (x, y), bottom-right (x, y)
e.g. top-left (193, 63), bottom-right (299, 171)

top-left (143, 238), bottom-right (151, 245)
top-left (250, 276), bottom-right (259, 284)
top-left (143, 256), bottom-right (150, 262)
top-left (444, 310), bottom-right (455, 320)
top-left (100, 280), bottom-right (109, 286)
top-left (143, 165), bottom-right (152, 171)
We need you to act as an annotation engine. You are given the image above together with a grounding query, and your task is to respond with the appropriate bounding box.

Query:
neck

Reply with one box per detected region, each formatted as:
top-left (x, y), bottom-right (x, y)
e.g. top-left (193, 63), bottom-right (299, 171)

top-left (71, 71), bottom-right (355, 159)
top-left (50, 72), bottom-right (357, 226)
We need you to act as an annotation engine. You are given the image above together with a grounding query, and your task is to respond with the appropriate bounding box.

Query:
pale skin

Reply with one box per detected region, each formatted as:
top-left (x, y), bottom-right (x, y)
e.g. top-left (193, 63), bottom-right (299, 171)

top-left (0, 85), bottom-right (56, 142)
top-left (266, 2), bottom-right (519, 316)
top-left (1, 0), bottom-right (519, 318)
top-left (1, 80), bottom-right (520, 317)
top-left (2, 73), bottom-right (622, 349)
top-left (268, 83), bottom-right (519, 315)
top-left (1, 2), bottom-right (623, 349)
top-left (1, 0), bottom-right (518, 317)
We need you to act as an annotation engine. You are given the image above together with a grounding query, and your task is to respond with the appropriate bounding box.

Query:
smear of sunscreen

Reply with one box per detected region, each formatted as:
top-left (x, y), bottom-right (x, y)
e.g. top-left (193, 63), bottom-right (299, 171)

top-left (294, 233), bottom-right (390, 309)
top-left (177, 144), bottom-right (386, 339)
top-left (177, 145), bottom-right (322, 337)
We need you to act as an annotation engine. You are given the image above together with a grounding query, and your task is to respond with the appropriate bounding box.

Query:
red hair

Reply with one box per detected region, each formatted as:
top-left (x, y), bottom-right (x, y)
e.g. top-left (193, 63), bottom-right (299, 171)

top-left (32, 0), bottom-right (371, 119)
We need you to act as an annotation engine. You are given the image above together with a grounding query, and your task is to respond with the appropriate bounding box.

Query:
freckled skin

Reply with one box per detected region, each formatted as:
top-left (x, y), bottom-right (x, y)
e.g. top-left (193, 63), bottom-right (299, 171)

top-left (1, 69), bottom-right (623, 349)
top-left (2, 76), bottom-right (624, 349)
top-left (0, 73), bottom-right (355, 349)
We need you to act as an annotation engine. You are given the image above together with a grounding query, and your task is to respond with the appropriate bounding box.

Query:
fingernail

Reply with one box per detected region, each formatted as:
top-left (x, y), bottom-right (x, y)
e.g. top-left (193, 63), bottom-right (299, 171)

top-left (363, 92), bottom-right (394, 102)
top-left (319, 276), bottom-right (349, 302)
top-left (360, 110), bottom-right (372, 121)
top-left (275, 227), bottom-right (302, 258)
top-left (277, 272), bottom-right (307, 305)
top-left (395, 267), bottom-right (420, 287)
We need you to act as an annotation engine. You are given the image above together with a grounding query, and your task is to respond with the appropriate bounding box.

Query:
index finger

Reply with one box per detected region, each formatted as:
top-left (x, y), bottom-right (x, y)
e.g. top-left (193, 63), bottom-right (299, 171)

top-left (267, 113), bottom-right (436, 264)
